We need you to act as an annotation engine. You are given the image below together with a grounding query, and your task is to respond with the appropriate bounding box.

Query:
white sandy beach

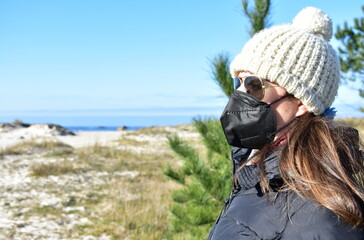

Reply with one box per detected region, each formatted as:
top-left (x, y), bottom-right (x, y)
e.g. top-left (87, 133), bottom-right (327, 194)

top-left (55, 131), bottom-right (124, 148)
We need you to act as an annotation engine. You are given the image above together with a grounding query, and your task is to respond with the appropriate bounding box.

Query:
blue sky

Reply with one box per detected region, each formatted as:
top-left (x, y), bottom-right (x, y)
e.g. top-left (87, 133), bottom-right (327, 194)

top-left (0, 0), bottom-right (363, 126)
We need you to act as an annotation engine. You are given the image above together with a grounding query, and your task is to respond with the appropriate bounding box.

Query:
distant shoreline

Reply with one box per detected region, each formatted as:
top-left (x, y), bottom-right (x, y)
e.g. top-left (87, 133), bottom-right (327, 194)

top-left (65, 126), bottom-right (143, 131)
top-left (0, 115), bottom-right (197, 129)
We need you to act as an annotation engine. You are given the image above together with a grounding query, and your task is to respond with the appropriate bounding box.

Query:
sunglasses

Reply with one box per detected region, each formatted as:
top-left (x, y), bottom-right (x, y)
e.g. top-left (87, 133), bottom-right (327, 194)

top-left (233, 76), bottom-right (267, 100)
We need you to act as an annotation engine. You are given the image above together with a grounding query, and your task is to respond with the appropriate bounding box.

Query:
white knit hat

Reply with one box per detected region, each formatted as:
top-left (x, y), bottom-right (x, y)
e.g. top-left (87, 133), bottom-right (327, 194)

top-left (230, 7), bottom-right (340, 115)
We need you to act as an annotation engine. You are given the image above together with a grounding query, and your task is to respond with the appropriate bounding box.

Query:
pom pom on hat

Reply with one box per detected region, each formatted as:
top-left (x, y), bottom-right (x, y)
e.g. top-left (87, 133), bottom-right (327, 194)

top-left (292, 7), bottom-right (333, 41)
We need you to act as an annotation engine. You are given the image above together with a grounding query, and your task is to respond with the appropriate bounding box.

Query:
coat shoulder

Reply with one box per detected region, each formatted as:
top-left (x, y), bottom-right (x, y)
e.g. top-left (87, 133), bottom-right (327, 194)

top-left (210, 190), bottom-right (364, 240)
top-left (282, 199), bottom-right (364, 240)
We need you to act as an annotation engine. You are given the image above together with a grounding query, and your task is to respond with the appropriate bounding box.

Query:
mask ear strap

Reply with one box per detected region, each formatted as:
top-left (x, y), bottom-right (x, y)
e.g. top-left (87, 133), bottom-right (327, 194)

top-left (267, 117), bottom-right (297, 140)
top-left (266, 93), bottom-right (296, 140)
top-left (268, 94), bottom-right (291, 106)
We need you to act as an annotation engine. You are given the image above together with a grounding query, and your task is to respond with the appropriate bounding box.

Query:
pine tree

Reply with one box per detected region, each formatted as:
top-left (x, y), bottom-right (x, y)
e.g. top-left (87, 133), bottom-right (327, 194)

top-left (335, 6), bottom-right (364, 112)
top-left (165, 1), bottom-right (271, 239)
top-left (165, 119), bottom-right (231, 239)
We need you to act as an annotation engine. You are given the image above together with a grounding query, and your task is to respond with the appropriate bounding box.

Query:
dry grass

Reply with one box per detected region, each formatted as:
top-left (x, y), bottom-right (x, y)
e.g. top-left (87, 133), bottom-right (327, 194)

top-left (56, 142), bottom-right (181, 239)
top-left (74, 143), bottom-right (170, 172)
top-left (116, 137), bottom-right (149, 147)
top-left (0, 139), bottom-right (73, 157)
top-left (125, 126), bottom-right (171, 136)
top-left (31, 162), bottom-right (77, 177)
top-left (336, 117), bottom-right (364, 131)
top-left (5, 137), bottom-right (182, 239)
top-left (75, 177), bottom-right (176, 239)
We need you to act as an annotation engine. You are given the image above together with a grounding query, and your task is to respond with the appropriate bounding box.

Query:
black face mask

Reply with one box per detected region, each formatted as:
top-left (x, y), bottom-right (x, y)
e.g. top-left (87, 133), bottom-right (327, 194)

top-left (220, 90), bottom-right (293, 149)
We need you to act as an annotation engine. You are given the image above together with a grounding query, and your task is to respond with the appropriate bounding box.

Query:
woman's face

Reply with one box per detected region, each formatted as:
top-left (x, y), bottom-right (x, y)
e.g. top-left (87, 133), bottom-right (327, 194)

top-left (237, 71), bottom-right (307, 139)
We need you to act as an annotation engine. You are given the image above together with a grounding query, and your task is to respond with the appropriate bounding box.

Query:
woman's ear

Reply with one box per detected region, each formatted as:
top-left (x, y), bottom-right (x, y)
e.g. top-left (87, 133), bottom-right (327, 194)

top-left (295, 101), bottom-right (308, 117)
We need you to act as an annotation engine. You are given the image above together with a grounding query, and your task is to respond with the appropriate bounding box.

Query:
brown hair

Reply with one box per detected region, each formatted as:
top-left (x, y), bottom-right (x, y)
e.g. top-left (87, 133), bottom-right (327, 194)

top-left (240, 113), bottom-right (364, 227)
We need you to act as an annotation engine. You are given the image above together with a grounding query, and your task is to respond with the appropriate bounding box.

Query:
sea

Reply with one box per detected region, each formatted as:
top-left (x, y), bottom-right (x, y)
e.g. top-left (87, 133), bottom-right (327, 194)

top-left (1, 104), bottom-right (363, 131)
top-left (0, 114), bottom-right (215, 131)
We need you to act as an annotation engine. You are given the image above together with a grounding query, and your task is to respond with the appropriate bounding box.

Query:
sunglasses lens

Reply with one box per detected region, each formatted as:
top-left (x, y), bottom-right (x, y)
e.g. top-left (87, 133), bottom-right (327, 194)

top-left (233, 78), bottom-right (241, 90)
top-left (244, 76), bottom-right (264, 100)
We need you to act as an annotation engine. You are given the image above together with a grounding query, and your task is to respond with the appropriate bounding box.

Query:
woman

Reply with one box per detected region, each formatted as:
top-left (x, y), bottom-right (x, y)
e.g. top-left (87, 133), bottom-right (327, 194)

top-left (207, 7), bottom-right (364, 240)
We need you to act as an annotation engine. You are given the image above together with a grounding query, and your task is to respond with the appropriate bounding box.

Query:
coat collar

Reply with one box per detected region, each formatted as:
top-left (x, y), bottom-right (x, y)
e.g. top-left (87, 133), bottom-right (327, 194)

top-left (236, 150), bottom-right (282, 190)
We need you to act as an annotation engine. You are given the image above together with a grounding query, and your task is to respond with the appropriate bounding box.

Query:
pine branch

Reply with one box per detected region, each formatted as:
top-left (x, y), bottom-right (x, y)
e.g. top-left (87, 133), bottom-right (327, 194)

top-left (210, 52), bottom-right (233, 97)
top-left (193, 117), bottom-right (231, 159)
top-left (164, 164), bottom-right (186, 184)
top-left (242, 0), bottom-right (271, 36)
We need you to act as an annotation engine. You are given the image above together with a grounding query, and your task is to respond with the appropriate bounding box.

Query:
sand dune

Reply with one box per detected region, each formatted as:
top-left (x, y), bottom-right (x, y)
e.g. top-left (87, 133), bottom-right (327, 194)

top-left (0, 123), bottom-right (125, 149)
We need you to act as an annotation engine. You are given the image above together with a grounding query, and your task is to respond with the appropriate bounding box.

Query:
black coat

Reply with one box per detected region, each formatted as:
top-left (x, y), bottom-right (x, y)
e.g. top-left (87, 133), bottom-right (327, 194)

top-left (207, 147), bottom-right (364, 240)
